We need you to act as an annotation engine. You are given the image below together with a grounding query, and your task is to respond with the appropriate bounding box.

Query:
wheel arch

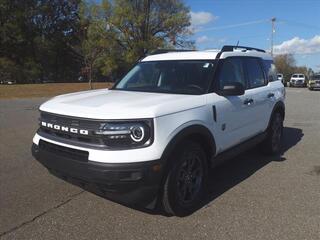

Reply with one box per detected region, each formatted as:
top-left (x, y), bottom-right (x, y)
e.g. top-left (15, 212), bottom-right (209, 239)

top-left (268, 101), bottom-right (285, 128)
top-left (157, 124), bottom-right (216, 203)
top-left (160, 124), bottom-right (216, 167)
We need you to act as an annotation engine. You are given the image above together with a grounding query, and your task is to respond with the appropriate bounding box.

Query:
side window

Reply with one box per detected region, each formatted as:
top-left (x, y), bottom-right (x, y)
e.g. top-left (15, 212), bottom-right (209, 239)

top-left (244, 58), bottom-right (266, 88)
top-left (218, 57), bottom-right (246, 90)
top-left (263, 60), bottom-right (277, 82)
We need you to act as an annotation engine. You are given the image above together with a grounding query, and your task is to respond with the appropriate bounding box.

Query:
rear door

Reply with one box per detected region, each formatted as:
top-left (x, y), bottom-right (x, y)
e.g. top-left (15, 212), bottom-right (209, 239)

top-left (243, 57), bottom-right (274, 134)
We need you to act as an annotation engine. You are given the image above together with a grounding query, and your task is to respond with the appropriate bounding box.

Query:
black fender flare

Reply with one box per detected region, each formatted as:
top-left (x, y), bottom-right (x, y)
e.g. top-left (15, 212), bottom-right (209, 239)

top-left (267, 101), bottom-right (285, 129)
top-left (160, 124), bottom-right (216, 169)
top-left (156, 124), bottom-right (216, 200)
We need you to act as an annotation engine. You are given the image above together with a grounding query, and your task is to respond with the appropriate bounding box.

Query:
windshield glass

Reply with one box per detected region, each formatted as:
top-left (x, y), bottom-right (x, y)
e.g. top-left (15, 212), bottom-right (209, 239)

top-left (114, 60), bottom-right (215, 95)
top-left (299, 74), bottom-right (304, 78)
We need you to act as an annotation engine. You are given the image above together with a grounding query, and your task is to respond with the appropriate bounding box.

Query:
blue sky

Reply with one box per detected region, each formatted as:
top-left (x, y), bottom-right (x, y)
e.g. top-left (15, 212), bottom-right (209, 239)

top-left (185, 0), bottom-right (320, 71)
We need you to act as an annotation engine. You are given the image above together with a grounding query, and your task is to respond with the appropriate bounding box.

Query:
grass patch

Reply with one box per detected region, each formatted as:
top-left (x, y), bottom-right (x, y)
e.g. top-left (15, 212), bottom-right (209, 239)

top-left (0, 82), bottom-right (113, 99)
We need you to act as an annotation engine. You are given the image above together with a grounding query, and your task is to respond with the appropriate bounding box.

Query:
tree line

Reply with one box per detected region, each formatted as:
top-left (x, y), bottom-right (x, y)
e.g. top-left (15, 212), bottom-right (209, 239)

top-left (274, 54), bottom-right (315, 82)
top-left (0, 0), bottom-right (193, 85)
top-left (1, 0), bottom-right (315, 86)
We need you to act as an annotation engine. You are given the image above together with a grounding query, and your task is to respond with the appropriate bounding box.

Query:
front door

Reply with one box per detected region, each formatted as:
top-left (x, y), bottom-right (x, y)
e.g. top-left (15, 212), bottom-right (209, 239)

top-left (207, 57), bottom-right (258, 152)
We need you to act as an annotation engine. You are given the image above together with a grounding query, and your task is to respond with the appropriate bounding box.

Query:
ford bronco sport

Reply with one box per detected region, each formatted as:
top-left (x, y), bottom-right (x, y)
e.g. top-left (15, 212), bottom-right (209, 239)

top-left (32, 45), bottom-right (285, 216)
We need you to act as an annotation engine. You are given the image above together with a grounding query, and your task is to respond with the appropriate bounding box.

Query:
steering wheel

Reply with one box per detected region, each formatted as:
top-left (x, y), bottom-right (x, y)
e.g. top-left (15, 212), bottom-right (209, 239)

top-left (186, 84), bottom-right (204, 93)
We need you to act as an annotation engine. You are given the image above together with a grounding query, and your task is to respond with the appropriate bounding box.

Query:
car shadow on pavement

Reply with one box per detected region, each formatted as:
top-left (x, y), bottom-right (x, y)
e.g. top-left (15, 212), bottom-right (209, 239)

top-left (64, 127), bottom-right (303, 217)
top-left (126, 126), bottom-right (303, 216)
top-left (194, 126), bottom-right (304, 215)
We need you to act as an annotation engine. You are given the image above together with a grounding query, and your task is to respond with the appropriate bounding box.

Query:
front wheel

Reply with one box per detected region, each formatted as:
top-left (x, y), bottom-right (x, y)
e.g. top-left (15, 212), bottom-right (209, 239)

top-left (260, 112), bottom-right (284, 155)
top-left (162, 141), bottom-right (207, 216)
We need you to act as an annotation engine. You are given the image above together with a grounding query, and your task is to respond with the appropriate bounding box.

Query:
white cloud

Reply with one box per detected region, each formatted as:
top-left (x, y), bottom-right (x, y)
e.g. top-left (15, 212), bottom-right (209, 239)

top-left (195, 36), bottom-right (227, 49)
top-left (274, 35), bottom-right (320, 55)
top-left (190, 11), bottom-right (217, 26)
top-left (196, 35), bottom-right (209, 44)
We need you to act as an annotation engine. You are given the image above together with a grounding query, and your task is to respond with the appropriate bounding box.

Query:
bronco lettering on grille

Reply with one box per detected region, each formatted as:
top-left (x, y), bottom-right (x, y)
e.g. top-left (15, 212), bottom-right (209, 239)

top-left (41, 121), bottom-right (89, 135)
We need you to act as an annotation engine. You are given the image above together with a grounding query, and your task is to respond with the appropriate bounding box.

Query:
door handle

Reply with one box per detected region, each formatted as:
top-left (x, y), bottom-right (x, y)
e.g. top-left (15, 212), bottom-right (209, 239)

top-left (267, 93), bottom-right (275, 98)
top-left (243, 98), bottom-right (254, 105)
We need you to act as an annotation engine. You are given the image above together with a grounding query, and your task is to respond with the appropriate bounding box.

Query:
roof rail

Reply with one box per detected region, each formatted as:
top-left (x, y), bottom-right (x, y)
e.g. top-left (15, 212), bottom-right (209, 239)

top-left (149, 49), bottom-right (195, 55)
top-left (221, 45), bottom-right (266, 53)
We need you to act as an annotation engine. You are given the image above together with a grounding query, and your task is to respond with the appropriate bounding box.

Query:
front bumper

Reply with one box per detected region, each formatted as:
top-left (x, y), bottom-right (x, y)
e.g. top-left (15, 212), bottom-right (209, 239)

top-left (32, 141), bottom-right (164, 208)
top-left (290, 81), bottom-right (305, 87)
top-left (309, 83), bottom-right (320, 89)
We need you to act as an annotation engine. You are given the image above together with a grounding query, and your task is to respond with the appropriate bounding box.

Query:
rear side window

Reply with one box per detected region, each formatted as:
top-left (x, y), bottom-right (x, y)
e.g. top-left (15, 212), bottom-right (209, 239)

top-left (263, 60), bottom-right (277, 82)
top-left (244, 58), bottom-right (266, 88)
top-left (218, 57), bottom-right (246, 90)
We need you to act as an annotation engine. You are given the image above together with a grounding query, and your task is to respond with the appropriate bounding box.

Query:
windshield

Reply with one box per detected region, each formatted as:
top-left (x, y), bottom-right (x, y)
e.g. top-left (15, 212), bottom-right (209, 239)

top-left (299, 74), bottom-right (304, 78)
top-left (114, 60), bottom-right (215, 95)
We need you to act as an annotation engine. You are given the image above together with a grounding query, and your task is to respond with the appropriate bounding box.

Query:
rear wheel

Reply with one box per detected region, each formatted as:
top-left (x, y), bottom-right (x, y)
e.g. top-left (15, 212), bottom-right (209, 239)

top-left (261, 112), bottom-right (283, 155)
top-left (162, 141), bottom-right (207, 216)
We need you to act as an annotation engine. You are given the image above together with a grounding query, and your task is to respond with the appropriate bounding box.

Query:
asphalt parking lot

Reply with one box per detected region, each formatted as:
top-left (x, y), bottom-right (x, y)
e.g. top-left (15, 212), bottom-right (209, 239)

top-left (0, 88), bottom-right (320, 240)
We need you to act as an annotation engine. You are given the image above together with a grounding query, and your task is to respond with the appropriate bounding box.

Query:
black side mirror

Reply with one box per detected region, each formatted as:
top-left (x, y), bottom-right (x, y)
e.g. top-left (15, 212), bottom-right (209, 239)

top-left (220, 82), bottom-right (245, 96)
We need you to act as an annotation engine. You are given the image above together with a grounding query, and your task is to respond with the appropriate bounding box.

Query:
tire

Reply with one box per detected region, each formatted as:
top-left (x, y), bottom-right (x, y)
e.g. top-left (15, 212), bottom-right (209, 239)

top-left (162, 141), bottom-right (207, 216)
top-left (261, 112), bottom-right (283, 155)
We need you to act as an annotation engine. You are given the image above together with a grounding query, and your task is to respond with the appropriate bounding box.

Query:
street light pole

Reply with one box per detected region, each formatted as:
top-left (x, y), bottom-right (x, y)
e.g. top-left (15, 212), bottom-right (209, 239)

top-left (271, 17), bottom-right (276, 56)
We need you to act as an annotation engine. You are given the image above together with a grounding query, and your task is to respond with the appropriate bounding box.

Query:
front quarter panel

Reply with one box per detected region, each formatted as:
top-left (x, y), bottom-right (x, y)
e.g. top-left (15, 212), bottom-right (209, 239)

top-left (154, 105), bottom-right (216, 157)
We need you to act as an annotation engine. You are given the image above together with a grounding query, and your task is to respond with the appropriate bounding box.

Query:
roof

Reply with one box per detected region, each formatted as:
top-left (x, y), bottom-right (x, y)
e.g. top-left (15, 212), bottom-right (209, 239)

top-left (142, 51), bottom-right (219, 61)
top-left (142, 49), bottom-right (272, 62)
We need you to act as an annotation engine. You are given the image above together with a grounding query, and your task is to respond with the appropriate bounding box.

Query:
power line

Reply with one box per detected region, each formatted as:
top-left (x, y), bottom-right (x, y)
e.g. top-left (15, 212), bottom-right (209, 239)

top-left (278, 18), bottom-right (320, 30)
top-left (195, 19), bottom-right (269, 32)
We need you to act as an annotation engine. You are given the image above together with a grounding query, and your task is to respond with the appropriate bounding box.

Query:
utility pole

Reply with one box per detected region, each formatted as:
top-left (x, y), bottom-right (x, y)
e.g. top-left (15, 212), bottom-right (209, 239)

top-left (271, 17), bottom-right (276, 56)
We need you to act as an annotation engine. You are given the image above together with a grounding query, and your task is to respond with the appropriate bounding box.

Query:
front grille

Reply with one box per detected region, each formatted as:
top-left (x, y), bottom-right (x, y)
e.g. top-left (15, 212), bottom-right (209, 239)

top-left (39, 112), bottom-right (106, 148)
top-left (39, 140), bottom-right (89, 162)
top-left (38, 112), bottom-right (153, 150)
top-left (40, 112), bottom-right (101, 129)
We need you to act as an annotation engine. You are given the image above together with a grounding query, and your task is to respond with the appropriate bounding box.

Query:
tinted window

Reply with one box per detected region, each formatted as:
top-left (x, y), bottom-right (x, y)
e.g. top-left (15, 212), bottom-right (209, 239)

top-left (115, 60), bottom-right (215, 95)
top-left (299, 74), bottom-right (304, 78)
top-left (263, 60), bottom-right (277, 82)
top-left (218, 57), bottom-right (246, 90)
top-left (244, 58), bottom-right (266, 88)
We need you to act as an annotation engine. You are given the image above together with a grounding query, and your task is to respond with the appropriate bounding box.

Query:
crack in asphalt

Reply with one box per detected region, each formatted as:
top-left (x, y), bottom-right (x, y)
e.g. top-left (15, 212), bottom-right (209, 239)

top-left (0, 191), bottom-right (85, 238)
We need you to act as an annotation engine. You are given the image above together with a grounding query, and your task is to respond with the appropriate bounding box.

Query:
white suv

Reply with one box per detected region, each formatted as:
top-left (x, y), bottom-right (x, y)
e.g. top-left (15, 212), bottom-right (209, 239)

top-left (32, 45), bottom-right (285, 216)
top-left (290, 73), bottom-right (306, 87)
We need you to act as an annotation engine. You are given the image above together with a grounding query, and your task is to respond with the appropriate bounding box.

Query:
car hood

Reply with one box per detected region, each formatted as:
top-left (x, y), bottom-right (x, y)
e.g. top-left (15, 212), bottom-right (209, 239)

top-left (39, 89), bottom-right (206, 119)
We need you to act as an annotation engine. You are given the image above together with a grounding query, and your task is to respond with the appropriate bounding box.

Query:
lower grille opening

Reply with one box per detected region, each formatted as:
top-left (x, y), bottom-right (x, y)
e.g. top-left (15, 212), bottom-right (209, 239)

top-left (39, 140), bottom-right (89, 162)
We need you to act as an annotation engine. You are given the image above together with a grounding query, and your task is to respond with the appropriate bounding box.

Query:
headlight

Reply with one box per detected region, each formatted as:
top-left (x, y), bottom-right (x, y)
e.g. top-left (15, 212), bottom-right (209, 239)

top-left (95, 120), bottom-right (153, 149)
